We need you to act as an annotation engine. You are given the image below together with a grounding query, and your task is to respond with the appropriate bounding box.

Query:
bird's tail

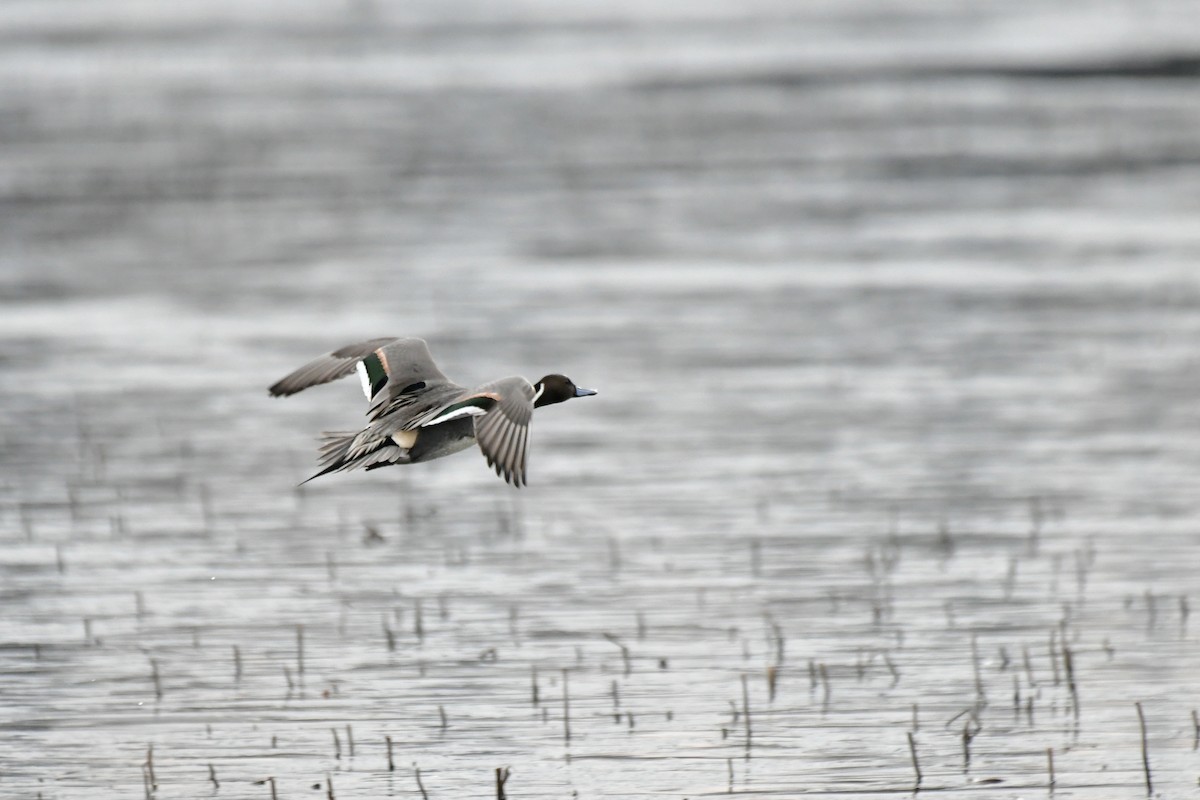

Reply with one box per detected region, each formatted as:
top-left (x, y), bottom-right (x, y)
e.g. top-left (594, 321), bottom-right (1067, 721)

top-left (299, 430), bottom-right (410, 485)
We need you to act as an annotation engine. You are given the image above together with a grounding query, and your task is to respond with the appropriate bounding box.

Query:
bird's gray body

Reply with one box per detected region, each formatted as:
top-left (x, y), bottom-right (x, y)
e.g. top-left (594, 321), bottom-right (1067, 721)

top-left (404, 417), bottom-right (477, 463)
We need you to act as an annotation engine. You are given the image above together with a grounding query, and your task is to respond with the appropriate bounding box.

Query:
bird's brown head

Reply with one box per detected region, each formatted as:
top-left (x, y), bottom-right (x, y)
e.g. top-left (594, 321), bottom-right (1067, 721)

top-left (534, 374), bottom-right (597, 408)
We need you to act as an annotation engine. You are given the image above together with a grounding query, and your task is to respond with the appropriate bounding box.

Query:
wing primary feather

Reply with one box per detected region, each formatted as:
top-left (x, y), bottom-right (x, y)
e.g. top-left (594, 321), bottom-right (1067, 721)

top-left (493, 421), bottom-right (516, 476)
top-left (494, 420), bottom-right (517, 479)
top-left (508, 429), bottom-right (524, 487)
top-left (513, 428), bottom-right (529, 487)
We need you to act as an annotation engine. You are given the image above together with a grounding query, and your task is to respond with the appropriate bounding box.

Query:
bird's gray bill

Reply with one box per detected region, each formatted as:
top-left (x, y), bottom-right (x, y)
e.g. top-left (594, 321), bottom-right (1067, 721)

top-left (574, 387), bottom-right (597, 397)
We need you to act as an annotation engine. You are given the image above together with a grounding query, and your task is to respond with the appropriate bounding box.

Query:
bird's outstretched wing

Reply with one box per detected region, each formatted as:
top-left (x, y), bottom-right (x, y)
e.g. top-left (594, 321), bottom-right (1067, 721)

top-left (268, 337), bottom-right (401, 397)
top-left (269, 337), bottom-right (455, 410)
top-left (469, 377), bottom-right (536, 488)
top-left (362, 338), bottom-right (459, 421)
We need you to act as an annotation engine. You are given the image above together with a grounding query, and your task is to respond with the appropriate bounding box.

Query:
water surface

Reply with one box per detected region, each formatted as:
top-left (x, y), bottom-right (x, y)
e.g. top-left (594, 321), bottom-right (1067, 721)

top-left (3, 1), bottom-right (1200, 797)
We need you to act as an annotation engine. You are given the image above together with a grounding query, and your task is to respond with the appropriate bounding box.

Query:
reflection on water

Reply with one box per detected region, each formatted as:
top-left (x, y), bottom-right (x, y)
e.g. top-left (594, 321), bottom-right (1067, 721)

top-left (3, 1), bottom-right (1200, 797)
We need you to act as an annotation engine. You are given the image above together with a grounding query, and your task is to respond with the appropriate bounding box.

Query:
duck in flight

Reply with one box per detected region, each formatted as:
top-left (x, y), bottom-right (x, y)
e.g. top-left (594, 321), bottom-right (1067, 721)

top-left (269, 337), bottom-right (596, 487)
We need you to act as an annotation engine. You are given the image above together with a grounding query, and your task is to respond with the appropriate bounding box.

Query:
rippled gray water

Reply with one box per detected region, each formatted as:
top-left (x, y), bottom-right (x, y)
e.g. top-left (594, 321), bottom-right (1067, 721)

top-left (4, 1), bottom-right (1200, 797)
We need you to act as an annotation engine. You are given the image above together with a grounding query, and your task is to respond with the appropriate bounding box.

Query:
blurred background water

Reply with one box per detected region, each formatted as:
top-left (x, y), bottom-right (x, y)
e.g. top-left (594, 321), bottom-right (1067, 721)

top-left (3, 1), bottom-right (1200, 797)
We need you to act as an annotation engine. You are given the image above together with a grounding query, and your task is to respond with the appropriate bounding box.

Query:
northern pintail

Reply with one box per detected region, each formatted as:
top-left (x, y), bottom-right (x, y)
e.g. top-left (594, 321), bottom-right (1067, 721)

top-left (269, 337), bottom-right (596, 487)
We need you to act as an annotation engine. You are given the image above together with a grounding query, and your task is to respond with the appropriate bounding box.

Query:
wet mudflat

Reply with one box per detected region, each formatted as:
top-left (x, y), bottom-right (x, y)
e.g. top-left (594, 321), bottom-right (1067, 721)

top-left (4, 1), bottom-right (1200, 797)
